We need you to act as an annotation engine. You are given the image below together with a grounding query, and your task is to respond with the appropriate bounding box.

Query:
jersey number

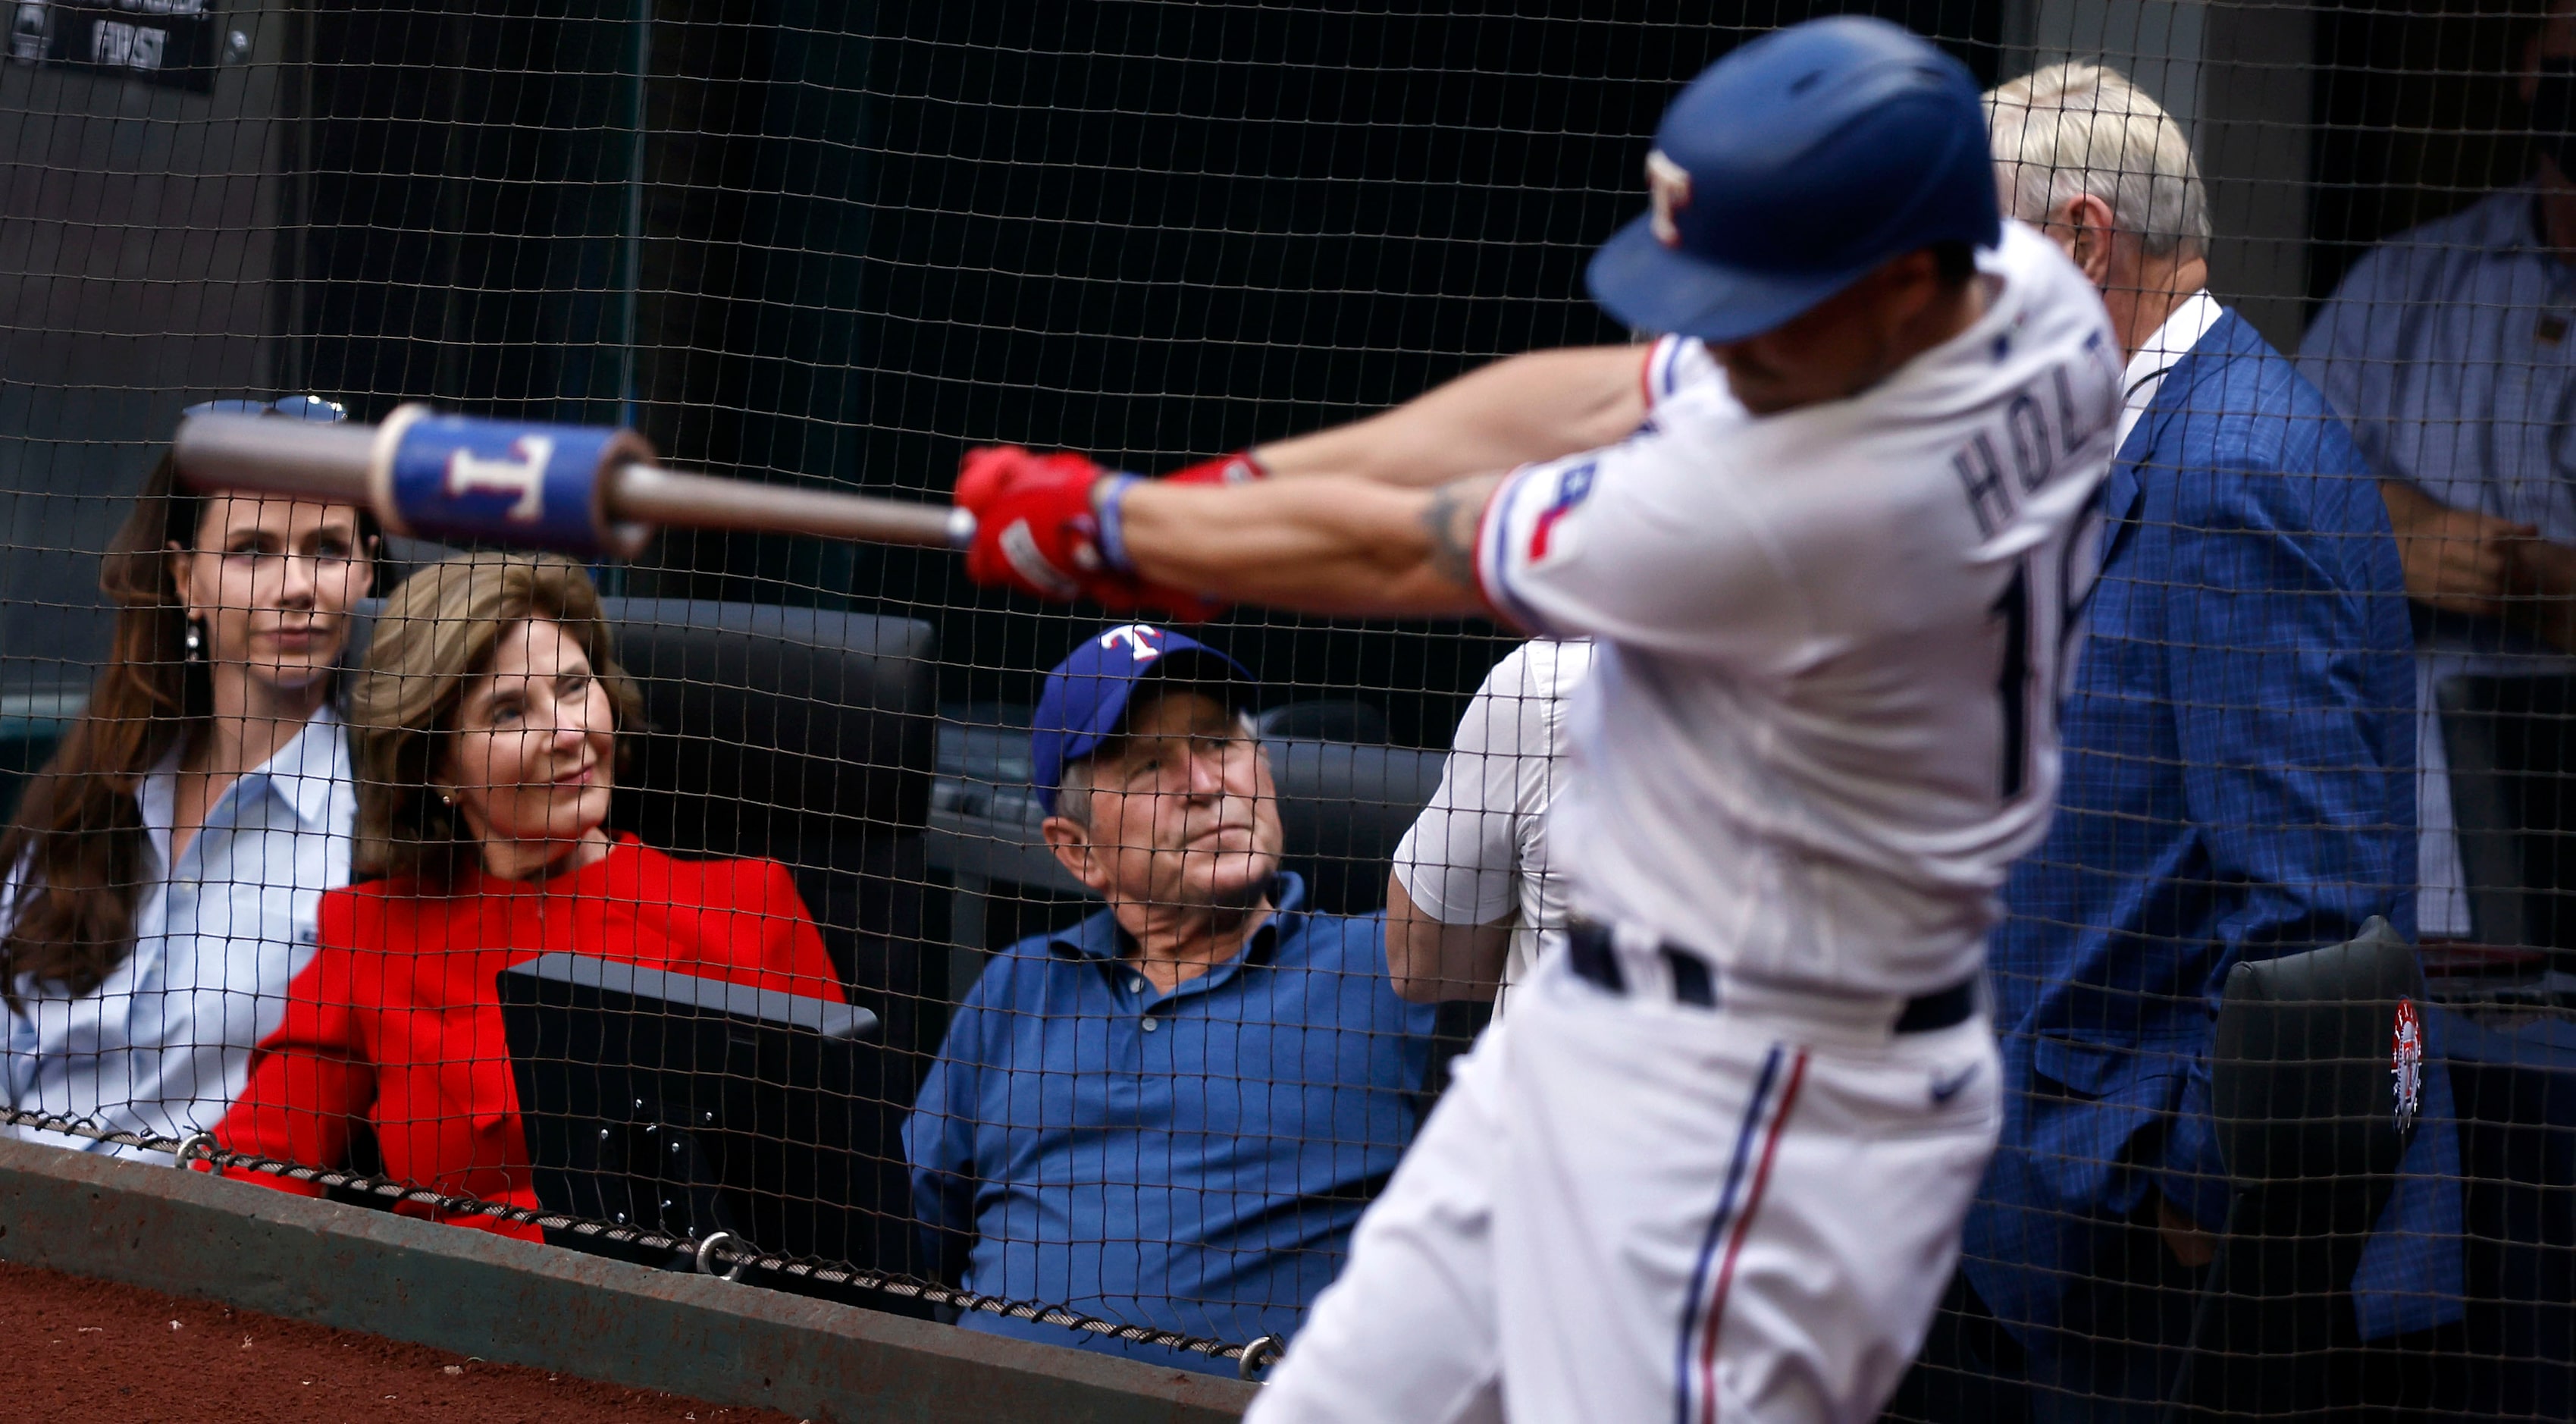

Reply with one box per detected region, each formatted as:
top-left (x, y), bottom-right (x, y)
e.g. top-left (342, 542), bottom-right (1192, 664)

top-left (1990, 566), bottom-right (2032, 800)
top-left (1988, 515), bottom-right (2098, 803)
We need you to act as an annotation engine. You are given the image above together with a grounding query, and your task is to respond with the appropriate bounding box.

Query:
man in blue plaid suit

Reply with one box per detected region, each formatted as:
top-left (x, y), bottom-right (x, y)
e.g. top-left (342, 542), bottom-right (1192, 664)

top-left (1893, 65), bottom-right (2460, 1421)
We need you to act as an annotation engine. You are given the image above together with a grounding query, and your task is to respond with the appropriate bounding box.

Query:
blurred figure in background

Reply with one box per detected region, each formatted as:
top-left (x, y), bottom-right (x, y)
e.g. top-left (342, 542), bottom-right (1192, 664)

top-left (215, 554), bottom-right (840, 1234)
top-left (3, 397), bottom-right (375, 1162)
top-left (2300, 0), bottom-right (2576, 952)
top-left (907, 625), bottom-right (1437, 1374)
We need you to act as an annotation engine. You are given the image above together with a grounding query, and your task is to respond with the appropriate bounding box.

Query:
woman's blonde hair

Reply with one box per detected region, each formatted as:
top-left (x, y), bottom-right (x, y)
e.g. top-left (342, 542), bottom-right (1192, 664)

top-left (352, 553), bottom-right (642, 884)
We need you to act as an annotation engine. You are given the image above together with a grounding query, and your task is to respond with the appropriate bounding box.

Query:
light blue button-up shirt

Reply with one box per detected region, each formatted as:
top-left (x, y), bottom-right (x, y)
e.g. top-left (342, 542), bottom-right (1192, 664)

top-left (4, 707), bottom-right (353, 1160)
top-left (2299, 186), bottom-right (2576, 936)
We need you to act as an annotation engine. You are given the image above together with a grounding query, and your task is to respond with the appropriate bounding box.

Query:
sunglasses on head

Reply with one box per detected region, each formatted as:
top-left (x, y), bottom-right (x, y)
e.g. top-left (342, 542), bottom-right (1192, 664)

top-left (180, 394), bottom-right (349, 423)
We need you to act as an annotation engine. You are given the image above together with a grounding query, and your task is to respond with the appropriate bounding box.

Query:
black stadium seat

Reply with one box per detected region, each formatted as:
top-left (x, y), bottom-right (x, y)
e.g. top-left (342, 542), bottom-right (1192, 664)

top-left (2167, 917), bottom-right (2427, 1420)
top-left (1261, 736), bottom-right (1444, 917)
top-left (597, 600), bottom-right (939, 1062)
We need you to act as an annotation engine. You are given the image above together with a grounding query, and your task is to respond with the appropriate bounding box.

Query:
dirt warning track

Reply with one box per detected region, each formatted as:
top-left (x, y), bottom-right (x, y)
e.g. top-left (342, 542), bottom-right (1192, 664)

top-left (0, 1259), bottom-right (807, 1424)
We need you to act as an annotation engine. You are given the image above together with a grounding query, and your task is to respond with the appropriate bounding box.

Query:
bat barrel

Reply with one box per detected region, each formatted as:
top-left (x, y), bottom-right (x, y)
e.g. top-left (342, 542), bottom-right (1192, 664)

top-left (173, 412), bottom-right (378, 506)
top-left (372, 405), bottom-right (658, 558)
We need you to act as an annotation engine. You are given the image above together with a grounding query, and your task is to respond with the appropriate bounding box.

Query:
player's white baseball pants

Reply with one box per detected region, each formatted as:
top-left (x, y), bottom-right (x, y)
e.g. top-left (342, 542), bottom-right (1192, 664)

top-left (1248, 953), bottom-right (2001, 1424)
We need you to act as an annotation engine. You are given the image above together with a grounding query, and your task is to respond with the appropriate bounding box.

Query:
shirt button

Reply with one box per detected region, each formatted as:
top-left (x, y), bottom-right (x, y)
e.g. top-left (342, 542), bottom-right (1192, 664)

top-left (1141, 1017), bottom-right (1160, 1033)
top-left (1130, 977), bottom-right (1145, 993)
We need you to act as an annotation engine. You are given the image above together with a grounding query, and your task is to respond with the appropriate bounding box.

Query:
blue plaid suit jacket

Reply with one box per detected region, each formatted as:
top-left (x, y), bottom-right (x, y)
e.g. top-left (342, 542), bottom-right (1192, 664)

top-left (1962, 309), bottom-right (2463, 1345)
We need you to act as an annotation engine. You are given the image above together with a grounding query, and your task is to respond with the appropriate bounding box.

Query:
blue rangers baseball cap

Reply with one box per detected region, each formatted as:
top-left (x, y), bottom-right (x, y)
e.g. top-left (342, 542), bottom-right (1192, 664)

top-left (1586, 17), bottom-right (2001, 345)
top-left (1030, 623), bottom-right (1258, 815)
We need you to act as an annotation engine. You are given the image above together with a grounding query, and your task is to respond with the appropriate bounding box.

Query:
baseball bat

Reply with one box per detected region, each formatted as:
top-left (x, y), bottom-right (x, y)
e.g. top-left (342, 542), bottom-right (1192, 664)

top-left (174, 403), bottom-right (976, 560)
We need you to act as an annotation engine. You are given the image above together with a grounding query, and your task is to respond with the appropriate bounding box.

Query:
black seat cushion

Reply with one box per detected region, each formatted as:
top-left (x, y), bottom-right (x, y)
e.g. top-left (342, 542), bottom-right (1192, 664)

top-left (1263, 738), bottom-right (1443, 917)
top-left (2211, 915), bottom-right (2427, 1188)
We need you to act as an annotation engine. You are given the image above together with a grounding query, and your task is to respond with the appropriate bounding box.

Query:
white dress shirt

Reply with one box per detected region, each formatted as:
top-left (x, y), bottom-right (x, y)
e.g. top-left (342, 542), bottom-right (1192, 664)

top-left (4, 707), bottom-right (353, 1160)
top-left (2115, 288), bottom-right (2225, 454)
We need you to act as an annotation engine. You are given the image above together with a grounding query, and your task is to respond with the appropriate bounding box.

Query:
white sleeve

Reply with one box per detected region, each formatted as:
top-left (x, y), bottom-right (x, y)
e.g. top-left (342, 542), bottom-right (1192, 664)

top-left (1390, 648), bottom-right (1549, 927)
top-left (1641, 337), bottom-right (1719, 414)
top-left (1474, 435), bottom-right (1819, 671)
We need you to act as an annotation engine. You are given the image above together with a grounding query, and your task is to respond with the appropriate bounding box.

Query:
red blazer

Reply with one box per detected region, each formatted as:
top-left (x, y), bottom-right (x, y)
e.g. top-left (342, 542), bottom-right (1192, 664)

top-left (215, 836), bottom-right (841, 1239)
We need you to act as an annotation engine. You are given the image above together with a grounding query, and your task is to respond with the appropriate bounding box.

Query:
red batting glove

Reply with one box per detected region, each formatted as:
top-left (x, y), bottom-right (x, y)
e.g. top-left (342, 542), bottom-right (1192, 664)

top-left (954, 447), bottom-right (1226, 621)
top-left (955, 445), bottom-right (1106, 598)
top-left (1162, 450), bottom-right (1269, 486)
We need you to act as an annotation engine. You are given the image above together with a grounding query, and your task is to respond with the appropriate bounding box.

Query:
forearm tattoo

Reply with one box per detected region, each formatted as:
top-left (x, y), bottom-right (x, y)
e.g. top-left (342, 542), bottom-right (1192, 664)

top-left (1419, 476), bottom-right (1491, 590)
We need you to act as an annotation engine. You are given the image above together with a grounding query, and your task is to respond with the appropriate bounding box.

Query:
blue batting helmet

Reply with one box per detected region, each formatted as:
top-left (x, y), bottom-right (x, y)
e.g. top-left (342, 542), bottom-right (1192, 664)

top-left (1586, 17), bottom-right (2000, 344)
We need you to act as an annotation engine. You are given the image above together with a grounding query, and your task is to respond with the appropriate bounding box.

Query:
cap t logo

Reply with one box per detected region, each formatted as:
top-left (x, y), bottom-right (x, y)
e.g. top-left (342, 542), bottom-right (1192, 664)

top-left (1098, 624), bottom-right (1165, 661)
top-left (1647, 150), bottom-right (1692, 249)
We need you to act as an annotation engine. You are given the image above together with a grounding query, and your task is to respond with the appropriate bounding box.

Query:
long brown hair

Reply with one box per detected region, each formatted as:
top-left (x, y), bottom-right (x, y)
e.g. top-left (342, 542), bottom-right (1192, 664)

top-left (351, 554), bottom-right (641, 888)
top-left (0, 455), bottom-right (378, 1000)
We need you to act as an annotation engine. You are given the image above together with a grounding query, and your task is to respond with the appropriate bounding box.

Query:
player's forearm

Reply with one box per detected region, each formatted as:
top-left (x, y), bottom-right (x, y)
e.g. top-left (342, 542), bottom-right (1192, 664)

top-left (1255, 347), bottom-right (1648, 488)
top-left (1117, 475), bottom-right (1492, 618)
top-left (1383, 874), bottom-right (1510, 1004)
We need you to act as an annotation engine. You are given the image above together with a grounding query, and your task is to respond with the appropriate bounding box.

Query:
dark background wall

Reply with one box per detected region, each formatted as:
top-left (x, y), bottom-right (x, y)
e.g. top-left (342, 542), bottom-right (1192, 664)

top-left (2308, 0), bottom-right (2555, 306)
top-left (267, 0), bottom-right (2001, 743)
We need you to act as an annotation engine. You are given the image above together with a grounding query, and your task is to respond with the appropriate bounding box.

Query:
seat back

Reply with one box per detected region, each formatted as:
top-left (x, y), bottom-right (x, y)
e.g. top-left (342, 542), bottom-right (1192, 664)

top-left (2210, 915), bottom-right (2427, 1188)
top-left (1262, 738), bottom-right (1443, 916)
top-left (2180, 919), bottom-right (2430, 1419)
top-left (597, 599), bottom-right (939, 1059)
top-left (601, 599), bottom-right (935, 865)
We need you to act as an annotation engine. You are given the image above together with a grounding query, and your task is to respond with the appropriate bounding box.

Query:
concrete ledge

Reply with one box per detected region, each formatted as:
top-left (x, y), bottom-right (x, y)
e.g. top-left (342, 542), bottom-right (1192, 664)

top-left (0, 1137), bottom-right (1255, 1422)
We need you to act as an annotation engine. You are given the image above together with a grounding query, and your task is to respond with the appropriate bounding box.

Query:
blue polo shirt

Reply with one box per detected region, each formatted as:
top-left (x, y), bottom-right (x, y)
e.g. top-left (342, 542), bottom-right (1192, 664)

top-left (904, 874), bottom-right (1437, 1372)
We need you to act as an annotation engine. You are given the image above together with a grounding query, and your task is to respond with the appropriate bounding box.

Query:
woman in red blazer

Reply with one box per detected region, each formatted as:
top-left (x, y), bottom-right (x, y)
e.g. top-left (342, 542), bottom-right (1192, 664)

top-left (216, 554), bottom-right (842, 1238)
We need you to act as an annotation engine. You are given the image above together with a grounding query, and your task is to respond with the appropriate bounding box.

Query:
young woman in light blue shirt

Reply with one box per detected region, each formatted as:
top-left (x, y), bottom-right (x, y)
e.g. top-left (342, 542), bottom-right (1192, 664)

top-left (2, 413), bottom-right (377, 1160)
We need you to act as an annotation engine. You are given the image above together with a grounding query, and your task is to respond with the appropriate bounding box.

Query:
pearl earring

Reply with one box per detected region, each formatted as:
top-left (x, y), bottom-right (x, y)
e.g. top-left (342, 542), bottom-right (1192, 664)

top-left (183, 617), bottom-right (205, 662)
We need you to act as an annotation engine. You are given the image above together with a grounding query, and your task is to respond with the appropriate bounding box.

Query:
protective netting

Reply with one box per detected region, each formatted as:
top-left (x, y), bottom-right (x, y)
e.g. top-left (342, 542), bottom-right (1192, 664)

top-left (4, 0), bottom-right (2576, 1413)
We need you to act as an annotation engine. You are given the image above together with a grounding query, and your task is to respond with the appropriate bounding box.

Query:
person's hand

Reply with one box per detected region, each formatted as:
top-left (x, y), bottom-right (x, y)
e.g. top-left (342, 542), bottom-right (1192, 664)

top-left (1163, 450), bottom-right (1269, 486)
top-left (953, 446), bottom-right (1224, 620)
top-left (2156, 1193), bottom-right (2217, 1269)
top-left (2381, 480), bottom-right (2537, 619)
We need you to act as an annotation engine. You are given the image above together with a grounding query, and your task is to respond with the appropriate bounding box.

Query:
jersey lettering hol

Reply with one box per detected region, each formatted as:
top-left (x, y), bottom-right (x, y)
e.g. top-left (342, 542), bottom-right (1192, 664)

top-left (1474, 222), bottom-right (2122, 996)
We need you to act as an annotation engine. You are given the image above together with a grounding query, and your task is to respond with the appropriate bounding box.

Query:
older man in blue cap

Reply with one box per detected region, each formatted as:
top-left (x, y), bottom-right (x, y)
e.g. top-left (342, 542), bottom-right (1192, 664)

top-left (904, 623), bottom-right (1437, 1374)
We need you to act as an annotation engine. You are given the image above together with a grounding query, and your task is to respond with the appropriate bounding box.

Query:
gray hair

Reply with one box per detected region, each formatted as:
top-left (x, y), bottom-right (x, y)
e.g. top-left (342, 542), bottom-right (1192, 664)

top-left (1986, 61), bottom-right (2211, 259)
top-left (1049, 705), bottom-right (1261, 827)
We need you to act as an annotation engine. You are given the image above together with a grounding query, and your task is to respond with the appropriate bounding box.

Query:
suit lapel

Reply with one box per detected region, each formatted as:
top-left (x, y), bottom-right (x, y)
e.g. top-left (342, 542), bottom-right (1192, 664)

top-left (2094, 312), bottom-right (2249, 569)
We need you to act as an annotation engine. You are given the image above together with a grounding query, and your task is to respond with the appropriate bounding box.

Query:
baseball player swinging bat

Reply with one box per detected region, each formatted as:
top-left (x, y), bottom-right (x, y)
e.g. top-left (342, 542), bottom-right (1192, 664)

top-left (172, 402), bottom-right (974, 559)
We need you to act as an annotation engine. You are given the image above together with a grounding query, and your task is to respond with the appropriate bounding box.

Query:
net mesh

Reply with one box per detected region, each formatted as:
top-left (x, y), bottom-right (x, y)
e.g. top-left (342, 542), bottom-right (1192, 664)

top-left (1, 0), bottom-right (2572, 1412)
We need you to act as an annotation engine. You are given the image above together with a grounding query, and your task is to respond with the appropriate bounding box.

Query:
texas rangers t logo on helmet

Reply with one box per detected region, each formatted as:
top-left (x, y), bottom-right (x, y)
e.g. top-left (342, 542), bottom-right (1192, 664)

top-left (1647, 150), bottom-right (1693, 249)
top-left (1098, 624), bottom-right (1166, 662)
